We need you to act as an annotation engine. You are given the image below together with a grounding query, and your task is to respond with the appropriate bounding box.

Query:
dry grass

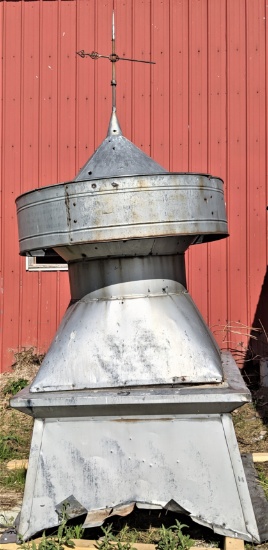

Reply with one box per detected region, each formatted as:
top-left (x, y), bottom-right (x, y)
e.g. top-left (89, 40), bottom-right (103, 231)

top-left (232, 403), bottom-right (268, 453)
top-left (0, 349), bottom-right (43, 508)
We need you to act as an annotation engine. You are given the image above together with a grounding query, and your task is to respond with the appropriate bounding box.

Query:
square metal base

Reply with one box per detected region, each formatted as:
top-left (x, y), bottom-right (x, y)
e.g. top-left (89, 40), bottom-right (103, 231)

top-left (17, 413), bottom-right (259, 542)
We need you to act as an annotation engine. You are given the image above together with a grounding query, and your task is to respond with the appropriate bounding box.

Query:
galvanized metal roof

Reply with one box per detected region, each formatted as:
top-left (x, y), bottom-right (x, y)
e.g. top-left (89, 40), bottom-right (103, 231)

top-left (75, 112), bottom-right (167, 181)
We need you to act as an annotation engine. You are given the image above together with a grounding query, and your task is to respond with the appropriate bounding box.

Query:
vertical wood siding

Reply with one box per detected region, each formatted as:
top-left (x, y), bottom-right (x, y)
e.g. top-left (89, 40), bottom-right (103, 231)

top-left (0, 0), bottom-right (267, 371)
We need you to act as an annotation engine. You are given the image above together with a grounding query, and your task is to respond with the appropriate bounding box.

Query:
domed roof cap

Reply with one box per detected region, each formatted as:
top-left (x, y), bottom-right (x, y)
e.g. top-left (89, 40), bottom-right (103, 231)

top-left (75, 111), bottom-right (167, 182)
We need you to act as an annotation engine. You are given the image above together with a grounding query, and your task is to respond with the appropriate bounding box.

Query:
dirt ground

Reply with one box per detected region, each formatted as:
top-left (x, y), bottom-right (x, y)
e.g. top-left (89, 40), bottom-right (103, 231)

top-left (0, 350), bottom-right (268, 548)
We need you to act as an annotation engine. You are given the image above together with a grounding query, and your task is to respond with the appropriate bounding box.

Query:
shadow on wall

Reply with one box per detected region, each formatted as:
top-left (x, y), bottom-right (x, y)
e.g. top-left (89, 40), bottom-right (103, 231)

top-left (243, 266), bottom-right (268, 422)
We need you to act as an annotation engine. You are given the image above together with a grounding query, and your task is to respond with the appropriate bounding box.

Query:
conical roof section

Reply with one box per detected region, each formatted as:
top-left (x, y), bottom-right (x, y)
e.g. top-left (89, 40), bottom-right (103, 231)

top-left (75, 111), bottom-right (167, 181)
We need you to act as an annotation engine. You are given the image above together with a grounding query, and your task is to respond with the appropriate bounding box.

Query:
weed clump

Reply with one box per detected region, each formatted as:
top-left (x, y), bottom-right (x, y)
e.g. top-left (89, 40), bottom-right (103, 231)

top-left (96, 524), bottom-right (135, 550)
top-left (157, 521), bottom-right (193, 550)
top-left (19, 506), bottom-right (83, 550)
top-left (3, 378), bottom-right (29, 396)
top-left (95, 520), bottom-right (193, 550)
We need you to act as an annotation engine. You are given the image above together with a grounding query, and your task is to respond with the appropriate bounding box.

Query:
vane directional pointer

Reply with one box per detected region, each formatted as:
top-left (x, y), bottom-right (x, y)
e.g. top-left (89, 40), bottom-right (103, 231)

top-left (76, 11), bottom-right (155, 112)
top-left (76, 49), bottom-right (155, 64)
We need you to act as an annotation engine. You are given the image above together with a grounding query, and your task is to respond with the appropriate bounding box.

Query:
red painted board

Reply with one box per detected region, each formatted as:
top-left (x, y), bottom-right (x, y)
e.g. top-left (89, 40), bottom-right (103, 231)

top-left (19, 1), bottom-right (40, 351)
top-left (39, 0), bottom-right (59, 187)
top-left (246, 0), bottom-right (267, 329)
top-left (150, 0), bottom-right (170, 169)
top-left (169, 0), bottom-right (189, 173)
top-left (132, 0), bottom-right (152, 157)
top-left (187, 0), bottom-right (209, 322)
top-left (207, 0), bottom-right (228, 341)
top-left (76, 0), bottom-right (96, 175)
top-left (58, 1), bottom-right (77, 183)
top-left (226, 0), bottom-right (248, 353)
top-left (1, 2), bottom-right (22, 370)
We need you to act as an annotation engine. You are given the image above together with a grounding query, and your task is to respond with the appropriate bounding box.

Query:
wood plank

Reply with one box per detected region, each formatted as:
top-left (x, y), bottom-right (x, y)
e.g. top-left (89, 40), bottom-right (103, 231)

top-left (252, 452), bottom-right (268, 463)
top-left (224, 538), bottom-right (244, 550)
top-left (6, 459), bottom-right (28, 471)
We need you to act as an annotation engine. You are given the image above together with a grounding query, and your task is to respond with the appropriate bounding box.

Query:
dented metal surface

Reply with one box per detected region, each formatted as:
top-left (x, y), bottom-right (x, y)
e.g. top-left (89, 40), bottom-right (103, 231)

top-left (16, 414), bottom-right (259, 542)
top-left (29, 279), bottom-right (222, 392)
top-left (16, 173), bottom-right (227, 257)
top-left (75, 113), bottom-right (167, 181)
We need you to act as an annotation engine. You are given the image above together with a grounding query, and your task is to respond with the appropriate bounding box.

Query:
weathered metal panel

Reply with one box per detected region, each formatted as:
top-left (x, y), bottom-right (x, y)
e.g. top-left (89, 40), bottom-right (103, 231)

top-left (11, 351), bottom-right (251, 418)
top-left (0, 0), bottom-right (268, 371)
top-left (16, 174), bottom-right (227, 255)
top-left (16, 413), bottom-right (259, 542)
top-left (29, 279), bottom-right (223, 392)
top-left (75, 125), bottom-right (167, 181)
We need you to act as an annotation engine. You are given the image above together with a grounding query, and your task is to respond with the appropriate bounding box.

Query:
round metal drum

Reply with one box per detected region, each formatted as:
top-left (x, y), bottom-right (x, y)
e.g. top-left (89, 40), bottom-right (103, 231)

top-left (16, 173), bottom-right (227, 257)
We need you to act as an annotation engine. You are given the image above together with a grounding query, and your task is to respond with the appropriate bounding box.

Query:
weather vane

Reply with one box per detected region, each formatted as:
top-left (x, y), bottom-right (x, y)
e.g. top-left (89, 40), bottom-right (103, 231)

top-left (76, 10), bottom-right (155, 113)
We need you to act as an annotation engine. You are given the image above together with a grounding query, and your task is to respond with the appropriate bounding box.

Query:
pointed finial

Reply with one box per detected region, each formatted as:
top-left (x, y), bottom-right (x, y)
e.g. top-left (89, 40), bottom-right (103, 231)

top-left (112, 9), bottom-right (115, 41)
top-left (111, 9), bottom-right (117, 112)
top-left (107, 110), bottom-right (122, 136)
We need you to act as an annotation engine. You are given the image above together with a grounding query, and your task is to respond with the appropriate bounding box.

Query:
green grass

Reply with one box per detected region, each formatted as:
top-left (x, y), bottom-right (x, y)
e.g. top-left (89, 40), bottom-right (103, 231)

top-left (256, 465), bottom-right (268, 499)
top-left (3, 378), bottom-right (29, 396)
top-left (156, 521), bottom-right (194, 550)
top-left (0, 433), bottom-right (24, 462)
top-left (94, 520), bottom-right (193, 550)
top-left (3, 467), bottom-right (27, 488)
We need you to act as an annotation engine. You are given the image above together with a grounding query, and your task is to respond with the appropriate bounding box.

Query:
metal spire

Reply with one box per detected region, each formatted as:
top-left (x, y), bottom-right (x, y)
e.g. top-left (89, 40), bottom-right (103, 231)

top-left (76, 9), bottom-right (155, 136)
top-left (111, 9), bottom-right (116, 113)
top-left (74, 8), bottom-right (165, 181)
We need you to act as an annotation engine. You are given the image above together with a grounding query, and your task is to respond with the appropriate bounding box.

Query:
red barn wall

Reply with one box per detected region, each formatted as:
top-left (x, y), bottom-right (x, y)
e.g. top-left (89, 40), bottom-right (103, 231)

top-left (0, 0), bottom-right (267, 372)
